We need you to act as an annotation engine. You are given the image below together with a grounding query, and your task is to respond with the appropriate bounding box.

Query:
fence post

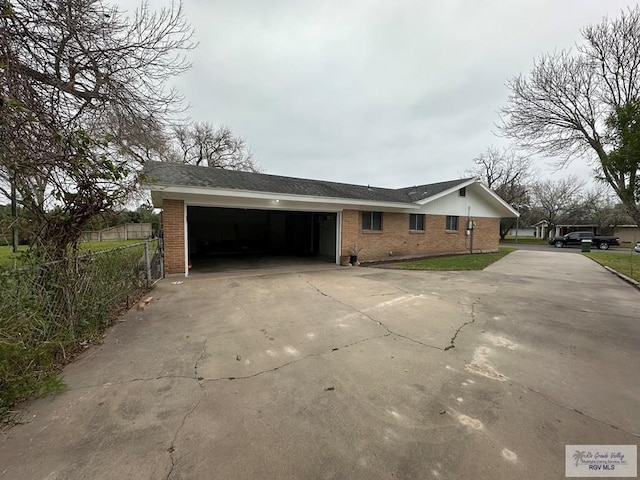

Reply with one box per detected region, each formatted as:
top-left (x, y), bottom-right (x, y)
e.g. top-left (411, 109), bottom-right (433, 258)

top-left (144, 240), bottom-right (152, 286)
top-left (159, 238), bottom-right (164, 279)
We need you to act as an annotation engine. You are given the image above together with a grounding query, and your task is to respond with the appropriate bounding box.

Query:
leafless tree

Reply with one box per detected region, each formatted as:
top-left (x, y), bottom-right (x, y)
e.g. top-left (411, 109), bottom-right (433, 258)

top-left (0, 0), bottom-right (194, 257)
top-left (529, 176), bottom-right (586, 236)
top-left (464, 146), bottom-right (534, 238)
top-left (500, 6), bottom-right (640, 226)
top-left (169, 122), bottom-right (259, 172)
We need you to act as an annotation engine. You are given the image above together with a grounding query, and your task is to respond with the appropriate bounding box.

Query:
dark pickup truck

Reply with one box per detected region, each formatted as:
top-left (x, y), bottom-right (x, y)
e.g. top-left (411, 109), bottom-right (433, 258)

top-left (549, 231), bottom-right (620, 250)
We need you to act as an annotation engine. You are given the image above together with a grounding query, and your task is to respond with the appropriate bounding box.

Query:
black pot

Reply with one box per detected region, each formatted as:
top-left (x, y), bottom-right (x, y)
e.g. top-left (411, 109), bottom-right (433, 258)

top-left (349, 255), bottom-right (358, 264)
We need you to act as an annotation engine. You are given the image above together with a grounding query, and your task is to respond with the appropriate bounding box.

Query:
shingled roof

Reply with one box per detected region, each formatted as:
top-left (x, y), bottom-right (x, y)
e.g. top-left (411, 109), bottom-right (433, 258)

top-left (142, 161), bottom-right (474, 205)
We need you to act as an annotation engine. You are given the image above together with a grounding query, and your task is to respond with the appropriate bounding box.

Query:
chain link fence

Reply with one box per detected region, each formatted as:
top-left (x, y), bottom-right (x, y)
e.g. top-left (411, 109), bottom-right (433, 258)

top-left (0, 239), bottom-right (164, 418)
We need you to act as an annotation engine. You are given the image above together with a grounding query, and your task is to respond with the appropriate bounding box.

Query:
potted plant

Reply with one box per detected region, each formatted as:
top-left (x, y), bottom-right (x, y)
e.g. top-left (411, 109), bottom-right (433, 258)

top-left (349, 244), bottom-right (363, 265)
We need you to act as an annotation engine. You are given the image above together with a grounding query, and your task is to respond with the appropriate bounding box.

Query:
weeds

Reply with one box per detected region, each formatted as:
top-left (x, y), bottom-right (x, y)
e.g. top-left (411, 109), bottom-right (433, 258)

top-left (0, 240), bottom-right (159, 419)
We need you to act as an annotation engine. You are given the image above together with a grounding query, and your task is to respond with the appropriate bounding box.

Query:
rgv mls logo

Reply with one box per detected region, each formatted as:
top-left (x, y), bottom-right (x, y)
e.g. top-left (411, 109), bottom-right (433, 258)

top-left (565, 445), bottom-right (637, 477)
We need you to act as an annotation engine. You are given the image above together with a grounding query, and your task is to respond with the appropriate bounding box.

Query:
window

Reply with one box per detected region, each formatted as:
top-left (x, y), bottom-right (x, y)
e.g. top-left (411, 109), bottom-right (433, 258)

top-left (409, 214), bottom-right (425, 231)
top-left (362, 211), bottom-right (382, 231)
top-left (459, 187), bottom-right (466, 197)
top-left (446, 215), bottom-right (459, 231)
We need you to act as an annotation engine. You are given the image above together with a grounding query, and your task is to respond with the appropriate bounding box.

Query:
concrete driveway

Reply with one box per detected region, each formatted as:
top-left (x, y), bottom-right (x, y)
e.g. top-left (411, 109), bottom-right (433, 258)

top-left (1, 251), bottom-right (639, 479)
top-left (501, 242), bottom-right (637, 254)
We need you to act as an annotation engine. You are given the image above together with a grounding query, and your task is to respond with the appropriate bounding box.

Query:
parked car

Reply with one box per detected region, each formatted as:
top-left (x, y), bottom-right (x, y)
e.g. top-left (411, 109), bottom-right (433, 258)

top-left (548, 231), bottom-right (621, 250)
top-left (634, 242), bottom-right (640, 253)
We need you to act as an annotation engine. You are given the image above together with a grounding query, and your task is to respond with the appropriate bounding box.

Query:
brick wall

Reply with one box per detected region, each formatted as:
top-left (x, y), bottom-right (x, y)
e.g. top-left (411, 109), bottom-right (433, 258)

top-left (163, 199), bottom-right (185, 274)
top-left (341, 210), bottom-right (500, 261)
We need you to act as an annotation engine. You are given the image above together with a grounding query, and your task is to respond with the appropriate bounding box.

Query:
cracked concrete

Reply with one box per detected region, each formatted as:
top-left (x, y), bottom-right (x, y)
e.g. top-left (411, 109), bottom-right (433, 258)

top-left (445, 302), bottom-right (477, 350)
top-left (1, 250), bottom-right (639, 480)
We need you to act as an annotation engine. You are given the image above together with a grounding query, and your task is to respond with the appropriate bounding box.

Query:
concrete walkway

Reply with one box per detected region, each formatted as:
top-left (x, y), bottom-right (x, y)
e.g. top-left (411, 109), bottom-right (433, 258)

top-left (1, 250), bottom-right (639, 479)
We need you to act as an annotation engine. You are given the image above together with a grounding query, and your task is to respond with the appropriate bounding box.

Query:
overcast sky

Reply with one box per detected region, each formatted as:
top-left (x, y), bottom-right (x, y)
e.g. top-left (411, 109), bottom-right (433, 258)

top-left (136, 0), bottom-right (638, 188)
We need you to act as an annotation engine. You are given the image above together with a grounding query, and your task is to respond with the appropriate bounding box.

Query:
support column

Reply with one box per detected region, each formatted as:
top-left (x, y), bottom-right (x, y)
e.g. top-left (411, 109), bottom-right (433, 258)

top-left (162, 199), bottom-right (186, 275)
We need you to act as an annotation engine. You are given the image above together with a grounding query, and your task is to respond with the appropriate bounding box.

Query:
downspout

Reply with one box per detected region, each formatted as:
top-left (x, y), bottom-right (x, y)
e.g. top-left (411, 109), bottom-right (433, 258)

top-left (335, 211), bottom-right (342, 265)
top-left (184, 202), bottom-right (189, 277)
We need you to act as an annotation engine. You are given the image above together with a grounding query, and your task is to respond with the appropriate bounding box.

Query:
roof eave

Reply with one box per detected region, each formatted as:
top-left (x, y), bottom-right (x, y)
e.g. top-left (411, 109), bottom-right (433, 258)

top-left (475, 183), bottom-right (520, 217)
top-left (142, 183), bottom-right (420, 210)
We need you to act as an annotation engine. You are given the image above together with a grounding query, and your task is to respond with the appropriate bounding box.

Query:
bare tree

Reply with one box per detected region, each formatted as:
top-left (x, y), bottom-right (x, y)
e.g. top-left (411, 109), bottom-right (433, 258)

top-left (0, 0), bottom-right (194, 258)
top-left (529, 176), bottom-right (585, 237)
top-left (464, 146), bottom-right (533, 238)
top-left (169, 122), bottom-right (259, 172)
top-left (500, 7), bottom-right (640, 226)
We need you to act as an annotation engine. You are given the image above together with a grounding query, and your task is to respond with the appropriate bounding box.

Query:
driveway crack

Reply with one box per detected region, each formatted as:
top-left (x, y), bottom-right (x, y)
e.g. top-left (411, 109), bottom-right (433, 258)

top-left (65, 375), bottom-right (195, 391)
top-left (202, 334), bottom-right (390, 383)
top-left (511, 380), bottom-right (640, 439)
top-left (166, 390), bottom-right (205, 479)
top-left (194, 337), bottom-right (209, 380)
top-left (445, 302), bottom-right (477, 351)
top-left (303, 278), bottom-right (443, 351)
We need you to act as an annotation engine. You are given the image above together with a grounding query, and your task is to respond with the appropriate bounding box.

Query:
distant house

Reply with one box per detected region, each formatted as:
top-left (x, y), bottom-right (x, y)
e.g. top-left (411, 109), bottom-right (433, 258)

top-left (552, 223), bottom-right (600, 237)
top-left (507, 226), bottom-right (535, 237)
top-left (142, 162), bottom-right (519, 275)
top-left (534, 221), bottom-right (600, 239)
top-left (612, 225), bottom-right (640, 243)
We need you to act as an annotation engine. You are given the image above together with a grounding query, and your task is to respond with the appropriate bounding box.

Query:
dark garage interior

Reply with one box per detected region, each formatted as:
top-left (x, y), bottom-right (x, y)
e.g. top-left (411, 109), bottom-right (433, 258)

top-left (187, 206), bottom-right (337, 269)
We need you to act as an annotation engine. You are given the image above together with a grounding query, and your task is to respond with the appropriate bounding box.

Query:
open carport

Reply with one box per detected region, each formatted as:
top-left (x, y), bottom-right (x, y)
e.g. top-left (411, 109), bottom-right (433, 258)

top-left (186, 206), bottom-right (338, 271)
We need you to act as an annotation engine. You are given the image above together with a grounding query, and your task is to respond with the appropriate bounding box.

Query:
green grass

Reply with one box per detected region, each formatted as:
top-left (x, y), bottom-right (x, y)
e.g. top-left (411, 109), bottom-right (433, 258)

top-left (395, 247), bottom-right (517, 271)
top-left (501, 237), bottom-right (548, 245)
top-left (583, 251), bottom-right (640, 282)
top-left (0, 245), bottom-right (28, 268)
top-left (0, 240), bottom-right (145, 268)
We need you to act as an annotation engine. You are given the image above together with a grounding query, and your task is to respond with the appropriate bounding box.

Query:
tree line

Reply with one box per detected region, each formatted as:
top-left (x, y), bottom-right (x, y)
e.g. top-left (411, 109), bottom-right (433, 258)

top-left (465, 147), bottom-right (633, 239)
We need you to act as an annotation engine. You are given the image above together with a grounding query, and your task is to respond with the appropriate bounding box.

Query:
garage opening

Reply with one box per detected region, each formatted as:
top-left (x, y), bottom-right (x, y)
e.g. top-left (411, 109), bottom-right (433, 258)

top-left (187, 206), bottom-right (338, 271)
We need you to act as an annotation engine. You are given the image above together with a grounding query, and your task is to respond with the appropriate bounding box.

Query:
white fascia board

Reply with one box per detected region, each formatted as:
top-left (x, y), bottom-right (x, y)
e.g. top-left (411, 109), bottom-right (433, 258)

top-left (143, 183), bottom-right (420, 211)
top-left (416, 180), bottom-right (519, 217)
top-left (474, 183), bottom-right (520, 217)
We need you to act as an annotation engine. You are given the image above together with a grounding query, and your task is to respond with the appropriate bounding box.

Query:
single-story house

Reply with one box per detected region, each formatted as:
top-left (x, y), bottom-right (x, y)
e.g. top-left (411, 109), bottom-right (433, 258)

top-left (506, 226), bottom-right (536, 237)
top-left (142, 162), bottom-right (519, 275)
top-left (612, 225), bottom-right (640, 243)
top-left (534, 221), bottom-right (600, 239)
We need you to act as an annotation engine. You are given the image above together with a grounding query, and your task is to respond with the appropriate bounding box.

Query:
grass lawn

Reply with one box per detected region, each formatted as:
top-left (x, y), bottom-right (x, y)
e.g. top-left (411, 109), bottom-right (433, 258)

top-left (0, 245), bottom-right (28, 268)
top-left (394, 247), bottom-right (517, 271)
top-left (501, 237), bottom-right (548, 245)
top-left (0, 239), bottom-right (146, 268)
top-left (583, 251), bottom-right (640, 282)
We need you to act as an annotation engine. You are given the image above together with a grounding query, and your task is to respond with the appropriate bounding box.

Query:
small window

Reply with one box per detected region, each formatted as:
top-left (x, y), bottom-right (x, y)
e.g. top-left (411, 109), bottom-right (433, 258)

top-left (409, 214), bottom-right (425, 231)
top-left (459, 187), bottom-right (466, 197)
top-left (446, 215), bottom-right (459, 231)
top-left (362, 211), bottom-right (382, 231)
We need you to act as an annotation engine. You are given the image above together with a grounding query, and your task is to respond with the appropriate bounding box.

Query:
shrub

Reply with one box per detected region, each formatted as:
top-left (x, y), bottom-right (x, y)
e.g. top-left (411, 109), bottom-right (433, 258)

top-left (0, 241), bottom-right (157, 418)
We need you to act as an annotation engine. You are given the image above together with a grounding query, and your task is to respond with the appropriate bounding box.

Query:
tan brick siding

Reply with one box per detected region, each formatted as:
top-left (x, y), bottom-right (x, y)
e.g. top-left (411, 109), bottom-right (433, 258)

top-left (341, 210), bottom-right (500, 262)
top-left (163, 199), bottom-right (185, 274)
